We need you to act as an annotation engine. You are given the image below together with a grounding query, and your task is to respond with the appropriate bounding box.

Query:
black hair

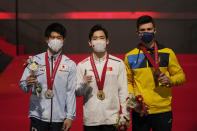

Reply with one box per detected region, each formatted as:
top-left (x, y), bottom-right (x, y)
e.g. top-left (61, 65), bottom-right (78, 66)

top-left (136, 15), bottom-right (155, 29)
top-left (88, 24), bottom-right (108, 40)
top-left (45, 23), bottom-right (67, 38)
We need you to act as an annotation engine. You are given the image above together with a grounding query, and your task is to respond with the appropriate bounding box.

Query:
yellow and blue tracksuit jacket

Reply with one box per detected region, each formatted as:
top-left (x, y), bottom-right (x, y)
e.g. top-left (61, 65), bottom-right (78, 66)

top-left (125, 43), bottom-right (186, 114)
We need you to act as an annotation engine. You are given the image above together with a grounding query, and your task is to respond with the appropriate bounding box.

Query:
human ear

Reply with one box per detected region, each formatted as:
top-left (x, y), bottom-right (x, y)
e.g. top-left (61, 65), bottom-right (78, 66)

top-left (88, 40), bottom-right (92, 47)
top-left (106, 39), bottom-right (109, 45)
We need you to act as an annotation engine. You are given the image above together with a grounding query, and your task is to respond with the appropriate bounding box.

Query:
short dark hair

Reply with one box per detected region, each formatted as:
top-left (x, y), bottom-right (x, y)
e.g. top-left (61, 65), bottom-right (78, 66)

top-left (45, 23), bottom-right (67, 38)
top-left (89, 24), bottom-right (108, 40)
top-left (136, 15), bottom-right (155, 29)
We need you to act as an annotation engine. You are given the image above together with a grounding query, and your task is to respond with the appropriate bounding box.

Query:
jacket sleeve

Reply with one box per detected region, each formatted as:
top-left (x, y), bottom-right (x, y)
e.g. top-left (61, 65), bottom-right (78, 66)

top-left (75, 63), bottom-right (89, 97)
top-left (168, 49), bottom-right (186, 86)
top-left (19, 67), bottom-right (34, 93)
top-left (65, 62), bottom-right (77, 120)
top-left (118, 61), bottom-right (130, 117)
top-left (124, 54), bottom-right (134, 94)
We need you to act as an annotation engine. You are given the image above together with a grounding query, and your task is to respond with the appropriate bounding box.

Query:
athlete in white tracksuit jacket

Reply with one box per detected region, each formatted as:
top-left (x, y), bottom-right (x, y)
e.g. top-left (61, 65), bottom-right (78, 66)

top-left (76, 24), bottom-right (130, 131)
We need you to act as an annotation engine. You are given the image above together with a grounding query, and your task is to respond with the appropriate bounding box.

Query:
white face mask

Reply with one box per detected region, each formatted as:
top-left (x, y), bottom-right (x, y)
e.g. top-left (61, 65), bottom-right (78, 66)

top-left (48, 39), bottom-right (63, 52)
top-left (91, 40), bottom-right (107, 53)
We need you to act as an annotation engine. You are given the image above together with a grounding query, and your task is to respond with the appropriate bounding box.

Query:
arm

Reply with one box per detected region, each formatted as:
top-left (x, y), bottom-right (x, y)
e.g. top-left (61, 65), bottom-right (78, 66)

top-left (64, 62), bottom-right (77, 121)
top-left (75, 63), bottom-right (92, 97)
top-left (124, 55), bottom-right (134, 94)
top-left (62, 62), bottom-right (77, 130)
top-left (168, 49), bottom-right (186, 86)
top-left (118, 61), bottom-right (130, 118)
top-left (19, 67), bottom-right (36, 93)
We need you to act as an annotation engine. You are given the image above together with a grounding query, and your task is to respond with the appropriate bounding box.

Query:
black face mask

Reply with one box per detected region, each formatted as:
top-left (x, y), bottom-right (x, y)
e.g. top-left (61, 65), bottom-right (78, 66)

top-left (139, 32), bottom-right (155, 43)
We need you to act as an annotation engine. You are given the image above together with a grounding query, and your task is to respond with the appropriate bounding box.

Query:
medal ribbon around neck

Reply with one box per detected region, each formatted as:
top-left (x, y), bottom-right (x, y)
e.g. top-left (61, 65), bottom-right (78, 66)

top-left (140, 42), bottom-right (160, 71)
top-left (90, 54), bottom-right (109, 91)
top-left (45, 52), bottom-right (62, 90)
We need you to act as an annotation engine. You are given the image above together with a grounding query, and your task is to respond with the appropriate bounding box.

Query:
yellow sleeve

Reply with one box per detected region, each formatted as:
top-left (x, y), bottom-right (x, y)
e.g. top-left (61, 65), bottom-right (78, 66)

top-left (168, 49), bottom-right (186, 86)
top-left (124, 54), bottom-right (134, 94)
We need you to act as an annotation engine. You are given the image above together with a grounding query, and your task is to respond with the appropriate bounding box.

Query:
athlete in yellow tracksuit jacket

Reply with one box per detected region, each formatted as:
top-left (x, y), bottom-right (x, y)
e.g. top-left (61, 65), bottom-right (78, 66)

top-left (126, 15), bottom-right (186, 131)
top-left (125, 43), bottom-right (186, 114)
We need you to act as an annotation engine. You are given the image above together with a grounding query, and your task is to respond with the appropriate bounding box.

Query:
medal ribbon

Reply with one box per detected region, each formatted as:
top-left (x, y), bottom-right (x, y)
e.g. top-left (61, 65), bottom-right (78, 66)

top-left (140, 42), bottom-right (159, 71)
top-left (90, 54), bottom-right (109, 90)
top-left (45, 52), bottom-right (62, 90)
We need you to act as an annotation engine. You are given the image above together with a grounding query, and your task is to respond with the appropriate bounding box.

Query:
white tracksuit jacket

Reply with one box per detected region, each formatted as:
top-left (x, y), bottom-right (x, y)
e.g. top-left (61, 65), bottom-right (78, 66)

top-left (20, 51), bottom-right (76, 122)
top-left (76, 54), bottom-right (129, 126)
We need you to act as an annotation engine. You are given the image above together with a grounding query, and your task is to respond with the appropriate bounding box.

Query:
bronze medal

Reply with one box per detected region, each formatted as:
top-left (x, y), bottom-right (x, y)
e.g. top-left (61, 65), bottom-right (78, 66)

top-left (97, 90), bottom-right (105, 100)
top-left (45, 89), bottom-right (54, 99)
top-left (45, 53), bottom-right (62, 99)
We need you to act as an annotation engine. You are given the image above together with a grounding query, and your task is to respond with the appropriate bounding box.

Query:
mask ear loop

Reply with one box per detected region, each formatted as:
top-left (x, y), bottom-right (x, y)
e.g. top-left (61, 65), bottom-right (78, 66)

top-left (138, 32), bottom-right (143, 40)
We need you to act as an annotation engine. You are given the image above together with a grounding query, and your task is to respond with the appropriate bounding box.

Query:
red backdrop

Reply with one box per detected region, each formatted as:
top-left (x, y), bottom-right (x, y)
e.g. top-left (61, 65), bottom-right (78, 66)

top-left (0, 54), bottom-right (197, 131)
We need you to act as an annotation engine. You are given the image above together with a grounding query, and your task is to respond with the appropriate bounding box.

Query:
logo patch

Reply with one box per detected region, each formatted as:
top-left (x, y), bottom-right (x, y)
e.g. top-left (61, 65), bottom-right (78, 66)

top-left (59, 64), bottom-right (67, 72)
top-left (107, 67), bottom-right (112, 71)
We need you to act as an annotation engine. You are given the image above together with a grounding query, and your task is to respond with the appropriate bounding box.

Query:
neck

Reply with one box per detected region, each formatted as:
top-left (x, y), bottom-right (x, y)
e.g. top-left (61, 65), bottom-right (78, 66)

top-left (143, 40), bottom-right (155, 49)
top-left (93, 51), bottom-right (107, 59)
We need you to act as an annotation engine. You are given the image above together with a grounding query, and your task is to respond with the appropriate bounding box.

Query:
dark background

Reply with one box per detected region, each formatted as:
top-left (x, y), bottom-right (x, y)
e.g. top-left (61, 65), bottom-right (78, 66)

top-left (0, 0), bottom-right (197, 54)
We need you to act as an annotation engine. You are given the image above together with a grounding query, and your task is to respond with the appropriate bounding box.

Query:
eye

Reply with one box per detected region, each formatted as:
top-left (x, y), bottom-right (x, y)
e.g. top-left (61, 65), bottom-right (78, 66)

top-left (92, 37), bottom-right (97, 40)
top-left (57, 36), bottom-right (63, 40)
top-left (147, 28), bottom-right (153, 31)
top-left (50, 36), bottom-right (56, 39)
top-left (50, 36), bottom-right (63, 40)
top-left (139, 29), bottom-right (145, 32)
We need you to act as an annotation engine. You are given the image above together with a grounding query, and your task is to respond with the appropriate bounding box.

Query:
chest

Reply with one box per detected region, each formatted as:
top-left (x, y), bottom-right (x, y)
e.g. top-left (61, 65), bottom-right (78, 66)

top-left (85, 61), bottom-right (118, 80)
top-left (36, 61), bottom-right (70, 84)
top-left (128, 53), bottom-right (169, 70)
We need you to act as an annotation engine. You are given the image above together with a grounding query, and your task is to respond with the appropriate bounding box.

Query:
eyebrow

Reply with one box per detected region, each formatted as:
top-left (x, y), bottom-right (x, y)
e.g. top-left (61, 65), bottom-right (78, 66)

top-left (139, 28), bottom-right (153, 30)
top-left (93, 35), bottom-right (105, 38)
top-left (50, 35), bottom-right (63, 37)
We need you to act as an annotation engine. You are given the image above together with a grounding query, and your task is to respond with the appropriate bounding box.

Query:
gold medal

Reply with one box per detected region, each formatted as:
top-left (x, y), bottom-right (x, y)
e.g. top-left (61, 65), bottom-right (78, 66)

top-left (97, 90), bottom-right (105, 100)
top-left (45, 89), bottom-right (54, 99)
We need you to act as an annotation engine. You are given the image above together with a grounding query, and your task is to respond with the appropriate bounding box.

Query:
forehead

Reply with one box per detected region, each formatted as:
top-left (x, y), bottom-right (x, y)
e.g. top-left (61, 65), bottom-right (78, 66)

top-left (138, 22), bottom-right (154, 29)
top-left (50, 31), bottom-right (62, 36)
top-left (92, 30), bottom-right (106, 37)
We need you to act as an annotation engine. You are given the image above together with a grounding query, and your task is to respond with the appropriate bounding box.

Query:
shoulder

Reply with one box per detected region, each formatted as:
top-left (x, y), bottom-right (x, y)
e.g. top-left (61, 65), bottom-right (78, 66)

top-left (108, 54), bottom-right (126, 67)
top-left (156, 41), bottom-right (172, 52)
top-left (108, 55), bottom-right (126, 71)
top-left (77, 57), bottom-right (90, 71)
top-left (125, 48), bottom-right (139, 57)
top-left (78, 56), bottom-right (90, 66)
top-left (62, 55), bottom-right (77, 68)
top-left (32, 52), bottom-right (45, 62)
top-left (63, 54), bottom-right (76, 63)
top-left (108, 54), bottom-right (122, 63)
top-left (157, 43), bottom-right (174, 54)
top-left (125, 48), bottom-right (140, 63)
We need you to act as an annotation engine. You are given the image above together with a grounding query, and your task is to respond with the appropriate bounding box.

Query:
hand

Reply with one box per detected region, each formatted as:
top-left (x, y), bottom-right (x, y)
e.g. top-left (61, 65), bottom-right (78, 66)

top-left (117, 114), bottom-right (130, 131)
top-left (83, 69), bottom-right (92, 83)
top-left (118, 114), bottom-right (130, 125)
top-left (62, 119), bottom-right (72, 131)
top-left (26, 76), bottom-right (37, 86)
top-left (134, 104), bottom-right (146, 117)
top-left (158, 72), bottom-right (172, 85)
